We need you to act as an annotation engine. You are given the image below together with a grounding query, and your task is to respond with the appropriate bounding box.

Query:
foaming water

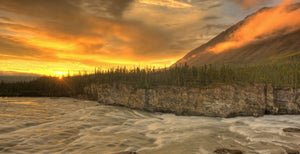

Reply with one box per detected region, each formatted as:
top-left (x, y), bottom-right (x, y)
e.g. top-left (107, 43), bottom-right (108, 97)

top-left (0, 97), bottom-right (299, 154)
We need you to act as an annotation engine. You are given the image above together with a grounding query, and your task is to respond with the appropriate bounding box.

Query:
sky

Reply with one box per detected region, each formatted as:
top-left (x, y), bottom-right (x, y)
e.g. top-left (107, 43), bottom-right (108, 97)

top-left (0, 0), bottom-right (287, 76)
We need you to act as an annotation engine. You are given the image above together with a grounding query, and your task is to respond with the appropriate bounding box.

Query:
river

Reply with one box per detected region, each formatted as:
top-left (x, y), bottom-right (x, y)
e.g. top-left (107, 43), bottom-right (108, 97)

top-left (0, 97), bottom-right (299, 154)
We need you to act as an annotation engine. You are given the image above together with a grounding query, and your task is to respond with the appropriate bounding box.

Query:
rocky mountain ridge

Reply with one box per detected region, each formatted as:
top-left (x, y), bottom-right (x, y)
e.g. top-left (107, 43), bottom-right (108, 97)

top-left (174, 3), bottom-right (300, 66)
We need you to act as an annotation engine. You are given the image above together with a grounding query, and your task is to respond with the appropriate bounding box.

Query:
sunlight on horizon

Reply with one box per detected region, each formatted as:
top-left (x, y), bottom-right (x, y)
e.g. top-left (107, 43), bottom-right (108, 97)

top-left (54, 71), bottom-right (67, 80)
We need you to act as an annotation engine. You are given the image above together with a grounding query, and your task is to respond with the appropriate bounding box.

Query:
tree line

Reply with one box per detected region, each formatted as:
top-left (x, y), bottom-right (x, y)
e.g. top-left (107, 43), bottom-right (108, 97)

top-left (0, 63), bottom-right (299, 97)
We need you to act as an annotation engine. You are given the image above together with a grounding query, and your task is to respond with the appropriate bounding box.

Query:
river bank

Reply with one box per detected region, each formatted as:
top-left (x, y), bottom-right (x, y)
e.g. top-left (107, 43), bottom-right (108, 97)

top-left (84, 83), bottom-right (300, 118)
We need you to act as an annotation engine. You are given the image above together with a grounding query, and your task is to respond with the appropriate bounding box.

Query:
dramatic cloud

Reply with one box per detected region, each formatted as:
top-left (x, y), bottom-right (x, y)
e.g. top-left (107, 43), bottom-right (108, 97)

top-left (209, 0), bottom-right (300, 53)
top-left (0, 1), bottom-right (172, 60)
top-left (0, 0), bottom-right (285, 75)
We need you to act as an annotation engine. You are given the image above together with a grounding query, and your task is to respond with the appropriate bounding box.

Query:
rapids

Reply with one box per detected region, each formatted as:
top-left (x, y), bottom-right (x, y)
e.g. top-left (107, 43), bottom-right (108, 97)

top-left (0, 97), bottom-right (299, 154)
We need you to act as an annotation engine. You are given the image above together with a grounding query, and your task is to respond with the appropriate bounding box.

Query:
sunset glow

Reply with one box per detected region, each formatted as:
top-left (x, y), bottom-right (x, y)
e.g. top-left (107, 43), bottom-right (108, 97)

top-left (0, 0), bottom-right (298, 76)
top-left (54, 72), bottom-right (67, 79)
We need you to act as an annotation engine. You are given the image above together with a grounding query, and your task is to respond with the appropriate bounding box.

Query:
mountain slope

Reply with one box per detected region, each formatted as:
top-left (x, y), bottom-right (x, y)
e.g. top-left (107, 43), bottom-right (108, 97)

top-left (174, 3), bottom-right (300, 66)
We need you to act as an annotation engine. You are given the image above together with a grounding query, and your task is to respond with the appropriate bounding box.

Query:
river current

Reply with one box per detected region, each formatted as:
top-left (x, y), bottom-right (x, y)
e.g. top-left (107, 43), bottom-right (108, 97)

top-left (0, 97), bottom-right (299, 154)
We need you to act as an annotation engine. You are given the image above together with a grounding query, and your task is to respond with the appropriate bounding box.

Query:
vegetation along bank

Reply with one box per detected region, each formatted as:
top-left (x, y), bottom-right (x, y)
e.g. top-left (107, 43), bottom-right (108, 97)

top-left (1, 63), bottom-right (299, 117)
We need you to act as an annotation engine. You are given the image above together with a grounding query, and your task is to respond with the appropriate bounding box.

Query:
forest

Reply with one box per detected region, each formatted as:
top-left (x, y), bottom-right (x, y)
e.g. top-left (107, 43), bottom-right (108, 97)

top-left (0, 63), bottom-right (299, 97)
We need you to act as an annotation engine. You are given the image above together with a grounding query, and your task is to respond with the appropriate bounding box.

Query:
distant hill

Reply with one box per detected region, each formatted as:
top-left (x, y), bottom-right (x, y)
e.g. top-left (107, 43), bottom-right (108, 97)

top-left (0, 71), bottom-right (40, 83)
top-left (174, 3), bottom-right (300, 66)
top-left (0, 76), bottom-right (40, 83)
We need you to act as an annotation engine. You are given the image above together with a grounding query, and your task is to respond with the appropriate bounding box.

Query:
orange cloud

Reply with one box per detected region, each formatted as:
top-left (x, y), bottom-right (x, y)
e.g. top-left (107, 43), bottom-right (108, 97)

top-left (0, 18), bottom-right (179, 75)
top-left (209, 0), bottom-right (300, 54)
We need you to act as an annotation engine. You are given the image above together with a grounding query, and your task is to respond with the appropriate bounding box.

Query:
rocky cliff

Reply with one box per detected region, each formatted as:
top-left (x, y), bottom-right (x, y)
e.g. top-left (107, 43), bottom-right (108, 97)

top-left (84, 84), bottom-right (300, 118)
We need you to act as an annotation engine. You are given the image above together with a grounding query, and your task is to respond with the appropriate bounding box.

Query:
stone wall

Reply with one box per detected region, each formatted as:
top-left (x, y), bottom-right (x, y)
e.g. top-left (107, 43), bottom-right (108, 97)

top-left (84, 84), bottom-right (300, 118)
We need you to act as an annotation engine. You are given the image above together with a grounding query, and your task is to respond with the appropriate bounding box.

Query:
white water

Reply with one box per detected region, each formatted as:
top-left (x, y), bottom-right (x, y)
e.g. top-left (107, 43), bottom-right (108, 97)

top-left (0, 97), bottom-right (299, 154)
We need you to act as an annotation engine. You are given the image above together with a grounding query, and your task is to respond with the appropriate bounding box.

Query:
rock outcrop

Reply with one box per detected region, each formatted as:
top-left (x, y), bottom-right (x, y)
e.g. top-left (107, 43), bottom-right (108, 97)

top-left (214, 148), bottom-right (243, 154)
top-left (283, 128), bottom-right (300, 133)
top-left (84, 84), bottom-right (300, 118)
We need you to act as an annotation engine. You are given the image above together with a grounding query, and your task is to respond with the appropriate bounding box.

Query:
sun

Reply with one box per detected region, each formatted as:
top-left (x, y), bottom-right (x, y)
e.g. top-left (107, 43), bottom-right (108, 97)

top-left (54, 71), bottom-right (67, 80)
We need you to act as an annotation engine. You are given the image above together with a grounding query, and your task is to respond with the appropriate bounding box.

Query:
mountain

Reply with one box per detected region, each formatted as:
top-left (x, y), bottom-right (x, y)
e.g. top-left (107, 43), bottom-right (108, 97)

top-left (174, 3), bottom-right (300, 66)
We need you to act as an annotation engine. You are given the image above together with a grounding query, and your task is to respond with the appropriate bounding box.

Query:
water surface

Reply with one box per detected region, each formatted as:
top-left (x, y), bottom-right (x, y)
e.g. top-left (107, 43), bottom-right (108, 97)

top-left (0, 97), bottom-right (299, 153)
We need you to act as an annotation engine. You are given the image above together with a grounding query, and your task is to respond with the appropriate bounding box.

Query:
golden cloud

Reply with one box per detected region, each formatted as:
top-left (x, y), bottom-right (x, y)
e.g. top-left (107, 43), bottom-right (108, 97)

top-left (138, 0), bottom-right (192, 8)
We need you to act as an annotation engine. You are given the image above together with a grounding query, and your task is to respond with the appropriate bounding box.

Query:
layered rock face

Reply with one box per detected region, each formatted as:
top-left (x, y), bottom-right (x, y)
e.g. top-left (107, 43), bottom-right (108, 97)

top-left (84, 84), bottom-right (300, 118)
